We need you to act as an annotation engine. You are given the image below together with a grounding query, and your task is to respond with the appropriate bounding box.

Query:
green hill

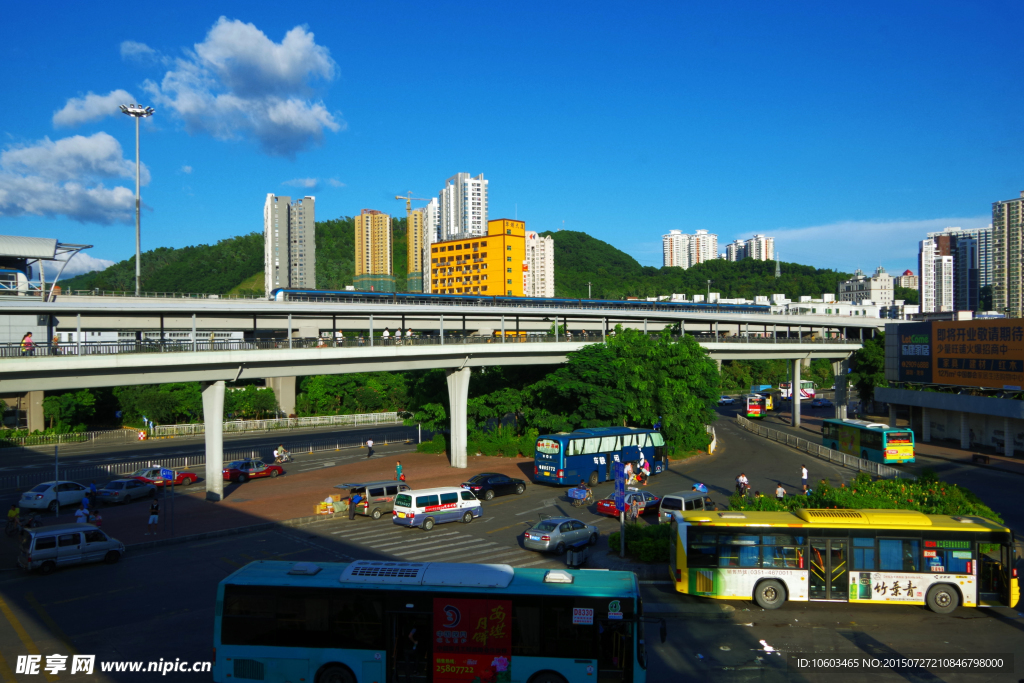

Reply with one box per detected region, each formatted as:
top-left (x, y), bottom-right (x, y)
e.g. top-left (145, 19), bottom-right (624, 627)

top-left (63, 222), bottom-right (850, 301)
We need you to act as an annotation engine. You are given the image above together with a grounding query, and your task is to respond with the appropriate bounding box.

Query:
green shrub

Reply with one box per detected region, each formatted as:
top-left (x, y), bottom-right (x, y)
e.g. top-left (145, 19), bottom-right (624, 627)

top-left (728, 473), bottom-right (1002, 524)
top-left (416, 434), bottom-right (447, 454)
top-left (608, 523), bottom-right (672, 563)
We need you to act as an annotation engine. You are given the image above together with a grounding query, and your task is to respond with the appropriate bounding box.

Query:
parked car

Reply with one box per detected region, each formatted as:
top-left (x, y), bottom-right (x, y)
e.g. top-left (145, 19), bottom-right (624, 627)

top-left (18, 523), bottom-right (124, 575)
top-left (717, 396), bottom-right (735, 405)
top-left (98, 479), bottom-right (157, 505)
top-left (335, 480), bottom-right (412, 520)
top-left (222, 460), bottom-right (284, 483)
top-left (810, 398), bottom-right (833, 408)
top-left (461, 473), bottom-right (527, 500)
top-left (393, 487), bottom-right (482, 530)
top-left (19, 481), bottom-right (88, 513)
top-left (523, 517), bottom-right (599, 554)
top-left (595, 491), bottom-right (661, 517)
top-left (658, 490), bottom-right (711, 523)
top-left (130, 466), bottom-right (199, 487)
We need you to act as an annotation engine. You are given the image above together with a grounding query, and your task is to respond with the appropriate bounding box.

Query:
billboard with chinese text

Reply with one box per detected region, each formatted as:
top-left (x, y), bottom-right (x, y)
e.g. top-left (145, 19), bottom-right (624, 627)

top-left (893, 320), bottom-right (1024, 390)
top-left (432, 598), bottom-right (511, 683)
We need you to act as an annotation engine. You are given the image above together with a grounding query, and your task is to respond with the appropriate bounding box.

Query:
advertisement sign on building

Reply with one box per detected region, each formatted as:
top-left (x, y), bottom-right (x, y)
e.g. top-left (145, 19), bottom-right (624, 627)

top-left (893, 320), bottom-right (1024, 389)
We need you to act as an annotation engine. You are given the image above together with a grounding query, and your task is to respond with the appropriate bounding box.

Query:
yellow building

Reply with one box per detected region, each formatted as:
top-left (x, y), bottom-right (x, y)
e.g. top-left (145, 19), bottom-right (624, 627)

top-left (430, 219), bottom-right (527, 296)
top-left (354, 209), bottom-right (395, 292)
top-left (407, 208), bottom-right (424, 293)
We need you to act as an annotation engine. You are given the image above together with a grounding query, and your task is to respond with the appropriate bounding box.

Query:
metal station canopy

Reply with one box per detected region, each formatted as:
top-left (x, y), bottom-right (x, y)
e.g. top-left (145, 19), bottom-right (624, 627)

top-left (0, 235), bottom-right (92, 261)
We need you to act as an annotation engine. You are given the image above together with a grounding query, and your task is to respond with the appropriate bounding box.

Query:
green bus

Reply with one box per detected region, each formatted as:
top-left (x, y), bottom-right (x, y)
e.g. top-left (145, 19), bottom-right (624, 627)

top-left (821, 418), bottom-right (915, 464)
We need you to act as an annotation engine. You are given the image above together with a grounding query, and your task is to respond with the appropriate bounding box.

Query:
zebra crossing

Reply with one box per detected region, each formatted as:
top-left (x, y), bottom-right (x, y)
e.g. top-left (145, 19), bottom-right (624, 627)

top-left (328, 523), bottom-right (565, 569)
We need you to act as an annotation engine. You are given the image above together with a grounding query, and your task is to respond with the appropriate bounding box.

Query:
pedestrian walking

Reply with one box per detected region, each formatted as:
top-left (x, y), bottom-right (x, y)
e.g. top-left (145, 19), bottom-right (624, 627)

top-left (91, 510), bottom-right (103, 527)
top-left (629, 497), bottom-right (641, 523)
top-left (801, 464), bottom-right (808, 492)
top-left (382, 327), bottom-right (390, 340)
top-left (348, 490), bottom-right (362, 520)
top-left (88, 480), bottom-right (98, 508)
top-left (395, 460), bottom-right (404, 482)
top-left (366, 439), bottom-right (374, 458)
top-left (146, 500), bottom-right (159, 535)
top-left (20, 332), bottom-right (34, 356)
top-left (775, 484), bottom-right (786, 501)
top-left (74, 504), bottom-right (89, 524)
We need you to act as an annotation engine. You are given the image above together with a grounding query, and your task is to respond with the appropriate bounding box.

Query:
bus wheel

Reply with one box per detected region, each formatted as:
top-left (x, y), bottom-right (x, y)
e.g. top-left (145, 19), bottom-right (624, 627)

top-left (588, 471), bottom-right (599, 486)
top-left (926, 584), bottom-right (959, 614)
top-left (316, 664), bottom-right (355, 683)
top-left (754, 580), bottom-right (786, 609)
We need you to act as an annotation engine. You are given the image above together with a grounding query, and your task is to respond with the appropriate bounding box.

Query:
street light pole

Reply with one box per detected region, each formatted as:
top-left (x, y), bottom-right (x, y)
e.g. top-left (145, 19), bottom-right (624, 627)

top-left (707, 279), bottom-right (712, 300)
top-left (119, 103), bottom-right (155, 297)
top-left (587, 282), bottom-right (591, 298)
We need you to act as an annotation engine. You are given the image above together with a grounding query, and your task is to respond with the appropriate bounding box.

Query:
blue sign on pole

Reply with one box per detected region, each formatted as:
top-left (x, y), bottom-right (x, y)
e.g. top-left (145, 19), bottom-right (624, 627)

top-left (160, 468), bottom-right (175, 481)
top-left (613, 462), bottom-right (626, 512)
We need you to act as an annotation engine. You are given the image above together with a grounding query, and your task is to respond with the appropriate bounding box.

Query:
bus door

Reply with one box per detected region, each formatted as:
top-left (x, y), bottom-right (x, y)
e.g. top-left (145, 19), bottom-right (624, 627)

top-left (809, 539), bottom-right (849, 601)
top-left (389, 612), bottom-right (432, 683)
top-left (597, 619), bottom-right (634, 683)
top-left (978, 541), bottom-right (1012, 606)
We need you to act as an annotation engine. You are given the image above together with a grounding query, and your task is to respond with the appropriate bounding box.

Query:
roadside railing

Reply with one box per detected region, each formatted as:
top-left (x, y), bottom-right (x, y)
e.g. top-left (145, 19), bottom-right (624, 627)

top-left (0, 427), bottom-right (420, 494)
top-left (152, 411), bottom-right (407, 437)
top-left (0, 428), bottom-right (139, 448)
top-left (735, 415), bottom-right (914, 480)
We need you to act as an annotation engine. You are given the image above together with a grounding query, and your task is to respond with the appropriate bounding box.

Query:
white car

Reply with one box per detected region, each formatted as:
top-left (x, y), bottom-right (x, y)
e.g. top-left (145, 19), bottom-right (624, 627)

top-left (20, 481), bottom-right (88, 512)
top-left (718, 396), bottom-right (735, 405)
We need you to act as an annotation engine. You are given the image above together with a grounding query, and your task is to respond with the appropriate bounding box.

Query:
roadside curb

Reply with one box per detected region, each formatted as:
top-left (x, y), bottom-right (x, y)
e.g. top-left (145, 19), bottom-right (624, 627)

top-left (124, 512), bottom-right (343, 552)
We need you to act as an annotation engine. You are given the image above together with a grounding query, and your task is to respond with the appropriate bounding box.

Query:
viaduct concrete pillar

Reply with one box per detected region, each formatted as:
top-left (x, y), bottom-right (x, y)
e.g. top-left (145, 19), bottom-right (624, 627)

top-left (268, 377), bottom-right (296, 417)
top-left (446, 367), bottom-right (471, 468)
top-left (792, 359), bottom-right (802, 428)
top-left (889, 404), bottom-right (897, 429)
top-left (26, 391), bottom-right (44, 432)
top-left (831, 358), bottom-right (849, 421)
top-left (921, 407), bottom-right (930, 443)
top-left (1004, 417), bottom-right (1014, 458)
top-left (202, 381), bottom-right (226, 502)
top-left (960, 412), bottom-right (970, 450)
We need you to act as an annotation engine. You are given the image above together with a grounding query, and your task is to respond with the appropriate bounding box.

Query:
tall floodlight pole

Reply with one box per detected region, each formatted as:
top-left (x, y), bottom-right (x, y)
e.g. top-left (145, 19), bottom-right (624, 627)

top-left (119, 103), bottom-right (155, 296)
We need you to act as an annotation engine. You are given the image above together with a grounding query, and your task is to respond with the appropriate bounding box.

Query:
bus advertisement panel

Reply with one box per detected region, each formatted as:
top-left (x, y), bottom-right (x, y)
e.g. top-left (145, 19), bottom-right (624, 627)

top-left (891, 320), bottom-right (1024, 389)
top-left (533, 427), bottom-right (666, 486)
top-left (821, 419), bottom-right (915, 464)
top-left (669, 509), bottom-right (1019, 614)
top-left (432, 598), bottom-right (511, 683)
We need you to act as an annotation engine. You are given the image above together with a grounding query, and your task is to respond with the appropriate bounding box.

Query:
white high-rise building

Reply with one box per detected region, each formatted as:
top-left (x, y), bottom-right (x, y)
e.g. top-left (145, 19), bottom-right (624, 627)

top-left (919, 236), bottom-right (956, 313)
top-left (746, 234), bottom-right (775, 261)
top-left (689, 229), bottom-right (718, 265)
top-left (725, 239), bottom-right (746, 261)
top-left (439, 173), bottom-right (488, 241)
top-left (421, 197), bottom-right (439, 292)
top-left (662, 230), bottom-right (690, 268)
top-left (264, 194), bottom-right (315, 295)
top-left (524, 231), bottom-right (555, 297)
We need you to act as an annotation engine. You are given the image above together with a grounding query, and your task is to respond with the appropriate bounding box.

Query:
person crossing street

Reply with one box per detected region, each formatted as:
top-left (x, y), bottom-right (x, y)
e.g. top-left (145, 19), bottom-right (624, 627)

top-left (366, 439), bottom-right (374, 458)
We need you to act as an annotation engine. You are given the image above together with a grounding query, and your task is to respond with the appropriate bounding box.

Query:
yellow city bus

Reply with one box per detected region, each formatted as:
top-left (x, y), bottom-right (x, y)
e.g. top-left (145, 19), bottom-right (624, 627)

top-left (669, 508), bottom-right (1019, 614)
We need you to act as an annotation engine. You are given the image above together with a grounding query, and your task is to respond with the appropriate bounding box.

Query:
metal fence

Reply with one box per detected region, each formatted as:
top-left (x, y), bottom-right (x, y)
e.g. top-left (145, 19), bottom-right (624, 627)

top-left (0, 428), bottom-right (139, 448)
top-left (153, 412), bottom-right (406, 437)
top-left (735, 415), bottom-right (914, 480)
top-left (2, 332), bottom-right (861, 359)
top-left (0, 427), bottom-right (418, 494)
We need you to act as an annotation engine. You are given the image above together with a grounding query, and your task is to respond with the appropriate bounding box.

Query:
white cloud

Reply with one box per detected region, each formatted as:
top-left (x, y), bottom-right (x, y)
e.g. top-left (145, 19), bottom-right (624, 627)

top-left (141, 17), bottom-right (342, 157)
top-left (768, 216), bottom-right (992, 274)
top-left (327, 178), bottom-right (345, 188)
top-left (120, 40), bottom-right (162, 63)
top-left (53, 252), bottom-right (115, 277)
top-left (283, 177), bottom-right (318, 188)
top-left (181, 165), bottom-right (192, 174)
top-left (53, 89), bottom-right (135, 127)
top-left (0, 132), bottom-right (145, 224)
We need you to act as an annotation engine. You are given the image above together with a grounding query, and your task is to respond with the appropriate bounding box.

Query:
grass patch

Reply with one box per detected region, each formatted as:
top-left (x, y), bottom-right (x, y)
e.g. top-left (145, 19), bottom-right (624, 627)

top-left (416, 434), bottom-right (447, 454)
top-left (608, 523), bottom-right (672, 563)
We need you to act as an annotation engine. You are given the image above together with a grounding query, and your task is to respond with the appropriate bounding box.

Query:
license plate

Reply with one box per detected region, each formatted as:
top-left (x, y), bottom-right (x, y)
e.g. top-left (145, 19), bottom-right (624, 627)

top-left (543, 471), bottom-right (550, 476)
top-left (396, 512), bottom-right (405, 518)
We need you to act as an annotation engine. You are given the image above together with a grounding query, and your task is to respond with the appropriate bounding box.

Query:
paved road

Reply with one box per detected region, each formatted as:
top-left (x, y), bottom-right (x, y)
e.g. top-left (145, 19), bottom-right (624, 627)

top-left (0, 418), bottom-right (1021, 682)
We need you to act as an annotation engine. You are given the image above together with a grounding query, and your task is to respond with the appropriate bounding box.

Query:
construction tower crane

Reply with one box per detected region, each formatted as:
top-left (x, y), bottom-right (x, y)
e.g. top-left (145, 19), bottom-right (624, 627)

top-left (395, 192), bottom-right (430, 214)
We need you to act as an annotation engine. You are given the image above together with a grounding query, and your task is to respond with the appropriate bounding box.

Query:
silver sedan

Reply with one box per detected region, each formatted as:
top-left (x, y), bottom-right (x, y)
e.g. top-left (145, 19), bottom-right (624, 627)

top-left (523, 517), bottom-right (599, 554)
top-left (98, 479), bottom-right (157, 505)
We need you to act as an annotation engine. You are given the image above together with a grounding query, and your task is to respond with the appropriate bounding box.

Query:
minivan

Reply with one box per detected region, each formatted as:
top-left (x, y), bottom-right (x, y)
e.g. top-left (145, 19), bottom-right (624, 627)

top-left (335, 480), bottom-right (412, 520)
top-left (19, 523), bottom-right (125, 575)
top-left (658, 491), bottom-right (710, 523)
top-left (392, 486), bottom-right (482, 530)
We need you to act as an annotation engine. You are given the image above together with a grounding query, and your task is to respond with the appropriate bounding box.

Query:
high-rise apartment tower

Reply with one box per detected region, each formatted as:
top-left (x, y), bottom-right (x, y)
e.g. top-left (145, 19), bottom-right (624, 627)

top-left (354, 209), bottom-right (395, 292)
top-left (663, 230), bottom-right (690, 268)
top-left (439, 173), bottom-right (488, 241)
top-left (264, 194), bottom-right (315, 295)
top-left (993, 193), bottom-right (1024, 317)
top-left (524, 231), bottom-right (555, 297)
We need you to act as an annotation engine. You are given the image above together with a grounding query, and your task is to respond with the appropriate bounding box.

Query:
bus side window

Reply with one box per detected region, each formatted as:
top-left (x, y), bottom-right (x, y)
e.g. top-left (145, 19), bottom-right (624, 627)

top-left (879, 539), bottom-right (919, 572)
top-left (686, 532), bottom-right (718, 568)
top-left (852, 537), bottom-right (876, 570)
top-left (583, 438), bottom-right (600, 454)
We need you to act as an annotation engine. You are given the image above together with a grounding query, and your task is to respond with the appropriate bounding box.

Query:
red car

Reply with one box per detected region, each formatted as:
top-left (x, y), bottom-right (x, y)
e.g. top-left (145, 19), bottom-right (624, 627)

top-left (130, 466), bottom-right (199, 487)
top-left (595, 491), bottom-right (661, 517)
top-left (222, 460), bottom-right (284, 483)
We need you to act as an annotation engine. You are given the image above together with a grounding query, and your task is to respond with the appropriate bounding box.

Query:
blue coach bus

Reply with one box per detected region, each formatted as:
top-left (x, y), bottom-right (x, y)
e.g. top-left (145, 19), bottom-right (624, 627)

top-left (214, 560), bottom-right (654, 683)
top-left (533, 427), bottom-right (667, 486)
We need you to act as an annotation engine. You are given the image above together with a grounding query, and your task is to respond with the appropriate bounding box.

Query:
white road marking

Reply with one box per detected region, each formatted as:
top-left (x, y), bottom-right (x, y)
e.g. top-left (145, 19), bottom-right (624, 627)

top-left (368, 532), bottom-right (460, 549)
top-left (509, 559), bottom-right (549, 568)
top-left (514, 498), bottom-right (558, 516)
top-left (395, 539), bottom-right (490, 559)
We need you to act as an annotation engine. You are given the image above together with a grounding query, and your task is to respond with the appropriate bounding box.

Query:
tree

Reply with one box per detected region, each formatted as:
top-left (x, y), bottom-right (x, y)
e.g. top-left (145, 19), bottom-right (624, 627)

top-left (848, 332), bottom-right (887, 406)
top-left (42, 389), bottom-right (96, 431)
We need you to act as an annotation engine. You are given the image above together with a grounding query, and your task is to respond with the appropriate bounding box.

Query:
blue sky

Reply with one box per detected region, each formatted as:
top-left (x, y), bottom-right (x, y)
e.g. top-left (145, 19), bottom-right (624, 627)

top-left (1, 1), bottom-right (1020, 278)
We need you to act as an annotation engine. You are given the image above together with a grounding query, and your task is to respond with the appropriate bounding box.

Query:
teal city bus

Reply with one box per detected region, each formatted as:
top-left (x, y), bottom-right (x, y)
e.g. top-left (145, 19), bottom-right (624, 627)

top-left (533, 427), bottom-right (667, 486)
top-left (821, 418), bottom-right (916, 464)
top-left (214, 560), bottom-right (653, 683)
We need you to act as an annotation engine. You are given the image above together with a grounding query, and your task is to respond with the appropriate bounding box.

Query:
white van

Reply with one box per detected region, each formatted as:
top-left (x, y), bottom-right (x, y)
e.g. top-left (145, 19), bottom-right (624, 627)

top-left (19, 523), bottom-right (125, 575)
top-left (658, 491), bottom-right (710, 523)
top-left (392, 486), bottom-right (482, 530)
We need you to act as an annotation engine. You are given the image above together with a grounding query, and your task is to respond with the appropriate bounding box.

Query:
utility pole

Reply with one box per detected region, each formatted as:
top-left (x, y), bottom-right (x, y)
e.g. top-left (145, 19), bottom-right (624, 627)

top-left (707, 279), bottom-right (712, 300)
top-left (119, 103), bottom-right (155, 296)
top-left (587, 282), bottom-right (592, 298)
